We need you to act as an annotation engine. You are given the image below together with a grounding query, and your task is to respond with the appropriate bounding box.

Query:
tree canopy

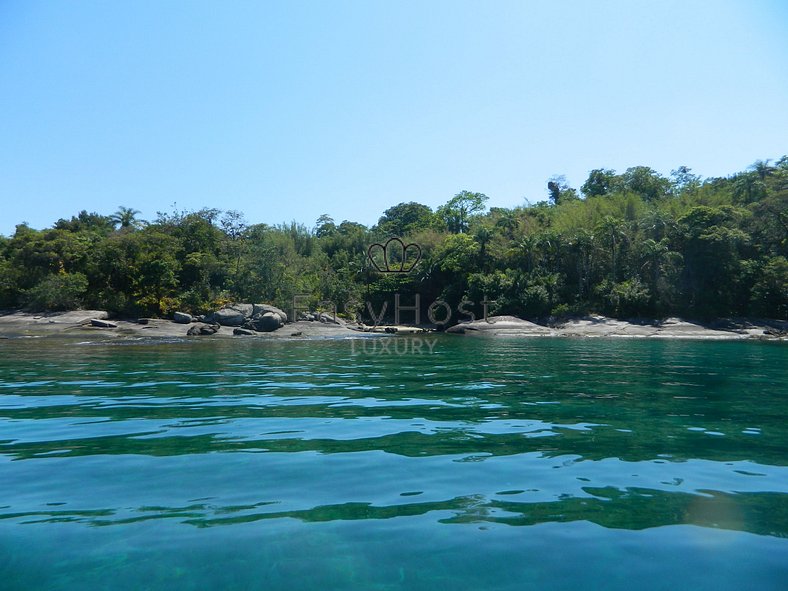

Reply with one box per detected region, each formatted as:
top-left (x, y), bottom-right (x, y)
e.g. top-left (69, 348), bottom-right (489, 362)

top-left (1, 157), bottom-right (786, 322)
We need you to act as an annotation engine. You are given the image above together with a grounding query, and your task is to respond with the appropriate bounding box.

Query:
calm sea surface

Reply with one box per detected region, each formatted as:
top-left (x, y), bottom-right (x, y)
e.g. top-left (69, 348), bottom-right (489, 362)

top-left (0, 336), bottom-right (786, 590)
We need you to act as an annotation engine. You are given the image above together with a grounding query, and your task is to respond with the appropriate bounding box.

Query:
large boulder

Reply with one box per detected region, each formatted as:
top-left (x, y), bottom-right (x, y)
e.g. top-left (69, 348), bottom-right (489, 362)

top-left (187, 323), bottom-right (220, 336)
top-left (253, 312), bottom-right (282, 332)
top-left (253, 304), bottom-right (288, 324)
top-left (205, 303), bottom-right (253, 326)
top-left (173, 311), bottom-right (192, 324)
top-left (446, 315), bottom-right (553, 336)
top-left (317, 312), bottom-right (343, 325)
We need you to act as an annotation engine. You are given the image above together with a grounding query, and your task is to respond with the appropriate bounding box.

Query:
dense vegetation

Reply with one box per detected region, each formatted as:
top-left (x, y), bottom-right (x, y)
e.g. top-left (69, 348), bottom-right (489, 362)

top-left (1, 158), bottom-right (786, 322)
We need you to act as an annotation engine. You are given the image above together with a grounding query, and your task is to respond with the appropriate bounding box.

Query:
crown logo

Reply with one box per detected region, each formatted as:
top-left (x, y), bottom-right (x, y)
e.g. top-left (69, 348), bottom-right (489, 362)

top-left (367, 237), bottom-right (422, 273)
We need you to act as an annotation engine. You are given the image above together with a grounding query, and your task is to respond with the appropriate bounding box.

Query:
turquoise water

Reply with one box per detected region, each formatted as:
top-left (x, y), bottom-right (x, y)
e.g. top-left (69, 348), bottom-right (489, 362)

top-left (0, 336), bottom-right (786, 590)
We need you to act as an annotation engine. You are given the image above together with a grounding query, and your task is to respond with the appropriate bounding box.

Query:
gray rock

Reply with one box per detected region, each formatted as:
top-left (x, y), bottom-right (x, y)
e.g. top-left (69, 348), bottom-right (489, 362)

top-left (173, 311), bottom-right (192, 324)
top-left (187, 323), bottom-right (220, 336)
top-left (445, 315), bottom-right (552, 336)
top-left (253, 303), bottom-right (288, 324)
top-left (205, 307), bottom-right (247, 326)
top-left (137, 318), bottom-right (152, 325)
top-left (317, 312), bottom-right (342, 324)
top-left (90, 319), bottom-right (117, 328)
top-left (253, 312), bottom-right (282, 332)
top-left (233, 328), bottom-right (256, 336)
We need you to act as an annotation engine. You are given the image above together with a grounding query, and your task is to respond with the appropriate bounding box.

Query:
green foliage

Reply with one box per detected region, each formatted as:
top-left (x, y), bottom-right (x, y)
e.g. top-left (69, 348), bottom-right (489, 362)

top-left (25, 273), bottom-right (89, 311)
top-left (437, 191), bottom-right (489, 233)
top-left (376, 202), bottom-right (436, 236)
top-left (596, 278), bottom-right (651, 317)
top-left (1, 156), bottom-right (786, 321)
top-left (750, 256), bottom-right (788, 319)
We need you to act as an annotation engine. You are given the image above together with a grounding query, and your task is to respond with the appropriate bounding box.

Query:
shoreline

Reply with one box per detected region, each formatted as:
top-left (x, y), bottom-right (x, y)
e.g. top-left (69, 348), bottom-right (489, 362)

top-left (0, 310), bottom-right (786, 343)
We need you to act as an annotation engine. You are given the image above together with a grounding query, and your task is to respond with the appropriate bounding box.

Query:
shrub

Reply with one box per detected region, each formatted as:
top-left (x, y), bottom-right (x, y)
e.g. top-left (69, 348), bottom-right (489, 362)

top-left (25, 273), bottom-right (89, 311)
top-left (597, 278), bottom-right (651, 318)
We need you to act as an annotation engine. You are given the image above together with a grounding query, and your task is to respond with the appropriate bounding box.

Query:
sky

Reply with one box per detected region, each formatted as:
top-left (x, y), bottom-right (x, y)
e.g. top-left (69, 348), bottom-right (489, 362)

top-left (1, 0), bottom-right (787, 236)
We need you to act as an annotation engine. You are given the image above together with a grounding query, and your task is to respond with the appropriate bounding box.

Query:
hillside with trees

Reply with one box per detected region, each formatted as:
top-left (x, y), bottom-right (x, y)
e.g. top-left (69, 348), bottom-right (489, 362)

top-left (1, 158), bottom-right (786, 322)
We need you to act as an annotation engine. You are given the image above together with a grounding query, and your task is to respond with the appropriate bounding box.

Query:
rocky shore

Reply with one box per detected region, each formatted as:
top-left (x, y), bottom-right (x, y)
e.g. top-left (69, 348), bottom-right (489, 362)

top-left (445, 314), bottom-right (788, 340)
top-left (0, 308), bottom-right (785, 342)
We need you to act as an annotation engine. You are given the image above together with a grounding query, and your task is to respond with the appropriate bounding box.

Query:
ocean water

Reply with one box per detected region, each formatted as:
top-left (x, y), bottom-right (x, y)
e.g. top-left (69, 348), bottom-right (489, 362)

top-left (0, 336), bottom-right (786, 590)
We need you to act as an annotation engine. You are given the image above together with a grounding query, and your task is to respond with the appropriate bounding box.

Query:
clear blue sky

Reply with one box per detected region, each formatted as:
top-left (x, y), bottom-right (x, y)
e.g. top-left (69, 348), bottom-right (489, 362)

top-left (1, 0), bottom-right (786, 236)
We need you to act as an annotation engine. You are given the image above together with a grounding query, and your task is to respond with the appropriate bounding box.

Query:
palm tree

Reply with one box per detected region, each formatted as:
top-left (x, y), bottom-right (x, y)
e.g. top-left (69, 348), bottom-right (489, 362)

top-left (595, 216), bottom-right (628, 282)
top-left (639, 238), bottom-right (683, 309)
top-left (110, 206), bottom-right (141, 230)
top-left (473, 226), bottom-right (493, 271)
top-left (638, 210), bottom-right (675, 241)
top-left (750, 159), bottom-right (774, 181)
top-left (568, 229), bottom-right (594, 298)
top-left (495, 210), bottom-right (519, 238)
top-left (516, 234), bottom-right (539, 273)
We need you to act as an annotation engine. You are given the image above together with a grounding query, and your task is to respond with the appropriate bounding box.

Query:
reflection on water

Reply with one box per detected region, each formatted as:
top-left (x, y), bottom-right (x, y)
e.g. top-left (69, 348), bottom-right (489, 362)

top-left (0, 337), bottom-right (786, 590)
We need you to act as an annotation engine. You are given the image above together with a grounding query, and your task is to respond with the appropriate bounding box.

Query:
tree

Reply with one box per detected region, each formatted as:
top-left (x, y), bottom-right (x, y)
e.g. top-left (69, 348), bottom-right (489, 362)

top-left (376, 202), bottom-right (435, 236)
top-left (670, 166), bottom-right (701, 196)
top-left (581, 169), bottom-right (619, 197)
top-left (55, 211), bottom-right (115, 234)
top-left (25, 272), bottom-right (89, 311)
top-left (314, 214), bottom-right (336, 237)
top-left (438, 191), bottom-right (489, 233)
top-left (621, 166), bottom-right (670, 202)
top-left (732, 172), bottom-right (767, 204)
top-left (677, 206), bottom-right (749, 317)
top-left (547, 175), bottom-right (580, 205)
top-left (750, 256), bottom-right (787, 319)
top-left (750, 159), bottom-right (774, 181)
top-left (110, 206), bottom-right (142, 230)
top-left (595, 216), bottom-right (628, 282)
top-left (473, 225), bottom-right (493, 270)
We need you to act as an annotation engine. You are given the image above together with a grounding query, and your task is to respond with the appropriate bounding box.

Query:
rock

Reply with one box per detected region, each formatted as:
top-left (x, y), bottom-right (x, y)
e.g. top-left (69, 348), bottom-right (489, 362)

top-left (317, 312), bottom-right (342, 324)
top-left (253, 304), bottom-right (288, 324)
top-left (173, 311), bottom-right (192, 324)
top-left (90, 319), bottom-right (117, 328)
top-left (205, 306), bottom-right (248, 326)
top-left (446, 315), bottom-right (552, 336)
top-left (233, 328), bottom-right (256, 336)
top-left (253, 312), bottom-right (281, 332)
top-left (137, 318), bottom-right (152, 325)
top-left (187, 323), bottom-right (220, 336)
top-left (290, 331), bottom-right (303, 337)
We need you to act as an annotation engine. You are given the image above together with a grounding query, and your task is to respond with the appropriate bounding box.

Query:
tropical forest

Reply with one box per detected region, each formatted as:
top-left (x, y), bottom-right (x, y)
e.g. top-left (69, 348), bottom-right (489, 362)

top-left (1, 158), bottom-right (786, 322)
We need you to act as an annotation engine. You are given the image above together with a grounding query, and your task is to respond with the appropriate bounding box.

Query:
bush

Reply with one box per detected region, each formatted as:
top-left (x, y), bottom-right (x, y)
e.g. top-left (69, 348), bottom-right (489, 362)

top-left (750, 256), bottom-right (788, 319)
top-left (597, 278), bottom-right (651, 318)
top-left (25, 273), bottom-right (89, 311)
